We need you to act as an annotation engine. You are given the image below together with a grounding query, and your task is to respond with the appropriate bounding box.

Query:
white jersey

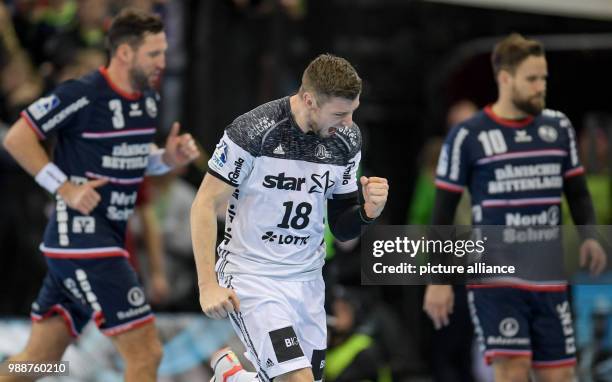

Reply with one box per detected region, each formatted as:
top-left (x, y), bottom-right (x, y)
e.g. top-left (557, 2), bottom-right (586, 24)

top-left (207, 97), bottom-right (361, 280)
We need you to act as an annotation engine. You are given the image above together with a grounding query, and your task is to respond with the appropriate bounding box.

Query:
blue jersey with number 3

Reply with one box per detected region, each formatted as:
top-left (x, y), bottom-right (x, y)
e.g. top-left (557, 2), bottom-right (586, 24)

top-left (21, 67), bottom-right (160, 258)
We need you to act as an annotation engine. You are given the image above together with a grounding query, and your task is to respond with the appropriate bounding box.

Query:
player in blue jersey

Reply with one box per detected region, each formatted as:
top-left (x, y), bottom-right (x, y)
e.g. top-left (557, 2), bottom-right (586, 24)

top-left (423, 33), bottom-right (606, 381)
top-left (0, 9), bottom-right (199, 382)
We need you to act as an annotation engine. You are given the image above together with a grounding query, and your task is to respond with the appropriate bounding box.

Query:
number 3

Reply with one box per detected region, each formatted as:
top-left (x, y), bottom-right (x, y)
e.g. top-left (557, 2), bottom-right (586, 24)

top-left (109, 99), bottom-right (125, 129)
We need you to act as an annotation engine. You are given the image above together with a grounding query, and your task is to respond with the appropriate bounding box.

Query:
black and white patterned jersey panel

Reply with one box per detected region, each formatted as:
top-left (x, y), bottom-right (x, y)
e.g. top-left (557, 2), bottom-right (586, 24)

top-left (208, 97), bottom-right (361, 280)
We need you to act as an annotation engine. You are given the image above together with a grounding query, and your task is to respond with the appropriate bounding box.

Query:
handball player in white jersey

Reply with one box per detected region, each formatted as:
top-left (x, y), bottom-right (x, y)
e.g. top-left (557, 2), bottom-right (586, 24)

top-left (191, 54), bottom-right (388, 382)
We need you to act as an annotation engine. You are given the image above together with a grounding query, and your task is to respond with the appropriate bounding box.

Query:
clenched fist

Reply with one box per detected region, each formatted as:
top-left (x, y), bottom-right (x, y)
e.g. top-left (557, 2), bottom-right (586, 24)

top-left (199, 283), bottom-right (241, 320)
top-left (360, 176), bottom-right (388, 219)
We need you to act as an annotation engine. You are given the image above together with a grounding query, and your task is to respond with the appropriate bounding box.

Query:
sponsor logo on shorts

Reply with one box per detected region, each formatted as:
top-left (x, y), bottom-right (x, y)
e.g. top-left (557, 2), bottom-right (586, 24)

top-left (127, 287), bottom-right (146, 307)
top-left (75, 269), bottom-right (101, 312)
top-left (269, 326), bottom-right (304, 363)
top-left (311, 349), bottom-right (326, 381)
top-left (499, 317), bottom-right (520, 337)
top-left (556, 301), bottom-right (576, 354)
top-left (117, 304), bottom-right (151, 320)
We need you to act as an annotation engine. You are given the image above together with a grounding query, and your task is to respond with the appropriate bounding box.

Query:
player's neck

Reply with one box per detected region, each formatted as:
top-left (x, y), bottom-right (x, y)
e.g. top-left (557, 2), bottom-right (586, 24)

top-left (491, 99), bottom-right (529, 120)
top-left (105, 62), bottom-right (138, 95)
top-left (289, 94), bottom-right (312, 134)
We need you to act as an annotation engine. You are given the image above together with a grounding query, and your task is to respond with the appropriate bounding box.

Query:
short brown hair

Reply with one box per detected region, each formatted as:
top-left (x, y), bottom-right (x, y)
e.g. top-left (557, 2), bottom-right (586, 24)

top-left (491, 33), bottom-right (544, 76)
top-left (106, 9), bottom-right (164, 56)
top-left (300, 54), bottom-right (362, 102)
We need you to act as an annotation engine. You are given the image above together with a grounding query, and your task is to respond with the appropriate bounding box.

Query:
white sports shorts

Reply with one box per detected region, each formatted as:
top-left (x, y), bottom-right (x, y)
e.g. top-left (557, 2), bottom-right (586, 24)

top-left (219, 273), bottom-right (327, 381)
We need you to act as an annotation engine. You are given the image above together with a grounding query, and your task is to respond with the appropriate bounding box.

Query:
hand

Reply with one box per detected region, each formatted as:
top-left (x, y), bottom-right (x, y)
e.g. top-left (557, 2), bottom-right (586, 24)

top-left (148, 272), bottom-right (170, 305)
top-left (580, 238), bottom-right (607, 276)
top-left (57, 178), bottom-right (108, 215)
top-left (162, 122), bottom-right (200, 167)
top-left (360, 176), bottom-right (388, 219)
top-left (423, 284), bottom-right (454, 330)
top-left (199, 283), bottom-right (240, 320)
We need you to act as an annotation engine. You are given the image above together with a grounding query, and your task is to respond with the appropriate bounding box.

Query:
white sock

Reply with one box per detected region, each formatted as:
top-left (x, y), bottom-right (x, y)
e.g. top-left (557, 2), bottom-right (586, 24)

top-left (210, 348), bottom-right (258, 382)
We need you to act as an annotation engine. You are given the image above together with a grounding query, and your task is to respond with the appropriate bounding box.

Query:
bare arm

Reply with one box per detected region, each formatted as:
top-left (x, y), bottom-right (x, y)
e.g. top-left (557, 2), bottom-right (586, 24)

top-left (3, 118), bottom-right (50, 176)
top-left (190, 173), bottom-right (239, 319)
top-left (3, 117), bottom-right (107, 214)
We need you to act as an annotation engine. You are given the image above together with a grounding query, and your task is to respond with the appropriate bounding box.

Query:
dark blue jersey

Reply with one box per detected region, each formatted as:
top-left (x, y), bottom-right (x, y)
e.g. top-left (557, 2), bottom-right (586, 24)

top-left (435, 105), bottom-right (583, 227)
top-left (22, 67), bottom-right (160, 258)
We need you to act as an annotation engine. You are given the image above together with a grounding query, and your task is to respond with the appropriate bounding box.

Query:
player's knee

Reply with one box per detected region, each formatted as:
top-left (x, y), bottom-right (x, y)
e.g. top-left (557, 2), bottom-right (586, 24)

top-left (21, 338), bottom-right (69, 362)
top-left (142, 338), bottom-right (163, 367)
top-left (534, 366), bottom-right (575, 382)
top-left (493, 356), bottom-right (531, 382)
top-left (124, 337), bottom-right (163, 369)
top-left (274, 367), bottom-right (314, 382)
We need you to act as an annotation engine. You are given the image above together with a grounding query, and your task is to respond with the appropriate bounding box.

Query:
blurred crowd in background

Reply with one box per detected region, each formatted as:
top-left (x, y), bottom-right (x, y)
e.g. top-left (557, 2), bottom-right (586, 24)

top-left (0, 1), bottom-right (611, 381)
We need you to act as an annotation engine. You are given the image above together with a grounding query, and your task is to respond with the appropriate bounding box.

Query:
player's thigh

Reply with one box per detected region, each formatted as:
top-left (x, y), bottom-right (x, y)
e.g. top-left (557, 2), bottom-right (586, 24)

top-left (530, 291), bottom-right (576, 370)
top-left (110, 321), bottom-right (163, 365)
top-left (20, 316), bottom-right (73, 361)
top-left (222, 275), bottom-right (313, 380)
top-left (533, 366), bottom-right (575, 382)
top-left (492, 356), bottom-right (531, 382)
top-left (274, 367), bottom-right (314, 382)
top-left (294, 277), bottom-right (326, 382)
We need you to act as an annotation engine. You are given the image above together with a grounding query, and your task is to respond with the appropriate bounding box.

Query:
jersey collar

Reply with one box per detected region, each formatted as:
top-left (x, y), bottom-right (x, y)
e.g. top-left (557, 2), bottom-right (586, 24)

top-left (99, 66), bottom-right (142, 101)
top-left (484, 104), bottom-right (534, 128)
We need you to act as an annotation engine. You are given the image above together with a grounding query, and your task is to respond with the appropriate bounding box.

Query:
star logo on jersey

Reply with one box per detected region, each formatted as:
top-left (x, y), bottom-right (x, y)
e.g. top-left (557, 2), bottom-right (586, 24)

top-left (538, 125), bottom-right (558, 142)
top-left (262, 231), bottom-right (278, 242)
top-left (514, 130), bottom-right (532, 143)
top-left (309, 171), bottom-right (335, 194)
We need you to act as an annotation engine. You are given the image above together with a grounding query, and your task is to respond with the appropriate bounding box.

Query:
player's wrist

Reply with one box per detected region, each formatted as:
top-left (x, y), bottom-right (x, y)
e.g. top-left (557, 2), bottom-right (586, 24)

top-left (35, 163), bottom-right (68, 194)
top-left (360, 204), bottom-right (377, 222)
top-left (147, 149), bottom-right (174, 175)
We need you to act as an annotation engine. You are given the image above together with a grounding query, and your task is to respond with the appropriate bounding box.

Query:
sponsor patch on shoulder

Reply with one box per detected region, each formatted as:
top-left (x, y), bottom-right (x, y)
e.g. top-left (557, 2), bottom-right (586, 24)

top-left (28, 95), bottom-right (60, 120)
